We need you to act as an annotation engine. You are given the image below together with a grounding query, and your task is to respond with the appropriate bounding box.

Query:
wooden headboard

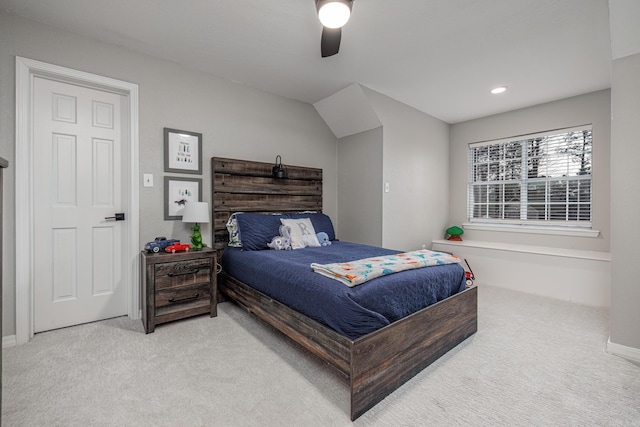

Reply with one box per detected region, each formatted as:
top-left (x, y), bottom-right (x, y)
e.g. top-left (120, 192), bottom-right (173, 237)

top-left (211, 157), bottom-right (323, 259)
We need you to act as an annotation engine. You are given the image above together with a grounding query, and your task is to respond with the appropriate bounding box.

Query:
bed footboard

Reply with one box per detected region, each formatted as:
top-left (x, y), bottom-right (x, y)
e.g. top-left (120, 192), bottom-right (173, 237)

top-left (350, 286), bottom-right (477, 420)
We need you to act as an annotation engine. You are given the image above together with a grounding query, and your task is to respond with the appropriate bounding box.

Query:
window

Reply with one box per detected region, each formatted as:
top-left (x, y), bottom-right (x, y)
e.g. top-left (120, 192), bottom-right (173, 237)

top-left (468, 125), bottom-right (592, 227)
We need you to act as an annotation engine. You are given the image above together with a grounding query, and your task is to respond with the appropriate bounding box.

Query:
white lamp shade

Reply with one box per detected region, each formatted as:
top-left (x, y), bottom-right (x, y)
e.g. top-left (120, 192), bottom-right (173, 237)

top-left (181, 201), bottom-right (210, 223)
top-left (318, 1), bottom-right (351, 28)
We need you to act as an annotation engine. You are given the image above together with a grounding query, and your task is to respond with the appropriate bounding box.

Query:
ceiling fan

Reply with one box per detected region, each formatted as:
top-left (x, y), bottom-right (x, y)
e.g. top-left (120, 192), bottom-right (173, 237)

top-left (316, 0), bottom-right (353, 57)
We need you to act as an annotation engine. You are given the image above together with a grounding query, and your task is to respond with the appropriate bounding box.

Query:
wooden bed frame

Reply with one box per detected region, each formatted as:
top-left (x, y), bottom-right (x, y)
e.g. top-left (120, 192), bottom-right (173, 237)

top-left (212, 157), bottom-right (477, 420)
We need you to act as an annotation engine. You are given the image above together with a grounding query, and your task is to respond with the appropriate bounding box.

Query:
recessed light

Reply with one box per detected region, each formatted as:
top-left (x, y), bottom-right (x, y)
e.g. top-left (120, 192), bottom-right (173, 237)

top-left (491, 86), bottom-right (508, 94)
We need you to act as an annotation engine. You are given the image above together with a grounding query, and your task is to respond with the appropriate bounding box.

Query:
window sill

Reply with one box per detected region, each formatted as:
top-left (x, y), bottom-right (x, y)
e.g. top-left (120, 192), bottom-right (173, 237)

top-left (432, 239), bottom-right (610, 262)
top-left (462, 222), bottom-right (600, 238)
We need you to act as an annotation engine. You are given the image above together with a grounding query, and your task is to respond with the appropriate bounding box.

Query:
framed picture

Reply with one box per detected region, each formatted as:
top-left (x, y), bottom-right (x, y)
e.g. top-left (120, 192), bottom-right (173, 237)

top-left (164, 176), bottom-right (202, 220)
top-left (164, 127), bottom-right (202, 174)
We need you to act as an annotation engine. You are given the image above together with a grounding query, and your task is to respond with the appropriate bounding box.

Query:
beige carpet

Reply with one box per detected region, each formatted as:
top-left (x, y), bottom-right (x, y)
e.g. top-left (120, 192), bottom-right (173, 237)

top-left (3, 286), bottom-right (639, 426)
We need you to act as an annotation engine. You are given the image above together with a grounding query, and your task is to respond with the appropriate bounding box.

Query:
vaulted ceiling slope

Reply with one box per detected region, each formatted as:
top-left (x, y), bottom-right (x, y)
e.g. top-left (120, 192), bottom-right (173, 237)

top-left (0, 0), bottom-right (613, 124)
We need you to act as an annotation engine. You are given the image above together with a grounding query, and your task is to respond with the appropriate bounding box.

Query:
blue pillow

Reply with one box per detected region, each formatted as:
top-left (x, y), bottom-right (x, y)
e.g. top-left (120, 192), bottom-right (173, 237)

top-left (234, 213), bottom-right (284, 251)
top-left (286, 212), bottom-right (336, 241)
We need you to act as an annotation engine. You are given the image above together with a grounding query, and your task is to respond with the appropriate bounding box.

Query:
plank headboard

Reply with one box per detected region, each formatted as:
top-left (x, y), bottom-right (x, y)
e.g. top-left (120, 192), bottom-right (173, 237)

top-left (211, 157), bottom-right (323, 259)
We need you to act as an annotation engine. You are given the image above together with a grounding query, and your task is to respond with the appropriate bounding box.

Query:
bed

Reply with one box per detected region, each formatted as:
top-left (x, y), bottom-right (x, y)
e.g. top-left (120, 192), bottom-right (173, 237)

top-left (212, 157), bottom-right (477, 420)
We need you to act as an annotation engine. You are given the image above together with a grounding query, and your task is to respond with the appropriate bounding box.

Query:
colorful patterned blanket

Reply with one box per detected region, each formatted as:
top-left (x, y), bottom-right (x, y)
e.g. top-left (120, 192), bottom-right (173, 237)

top-left (311, 249), bottom-right (461, 287)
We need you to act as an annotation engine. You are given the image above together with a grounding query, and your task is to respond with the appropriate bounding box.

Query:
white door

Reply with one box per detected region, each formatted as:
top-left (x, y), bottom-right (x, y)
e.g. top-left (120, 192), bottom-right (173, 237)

top-left (33, 76), bottom-right (128, 333)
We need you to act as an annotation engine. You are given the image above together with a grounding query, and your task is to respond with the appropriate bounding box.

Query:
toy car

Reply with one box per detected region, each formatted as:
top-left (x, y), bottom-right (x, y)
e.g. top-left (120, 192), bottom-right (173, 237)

top-left (165, 243), bottom-right (191, 253)
top-left (144, 237), bottom-right (180, 253)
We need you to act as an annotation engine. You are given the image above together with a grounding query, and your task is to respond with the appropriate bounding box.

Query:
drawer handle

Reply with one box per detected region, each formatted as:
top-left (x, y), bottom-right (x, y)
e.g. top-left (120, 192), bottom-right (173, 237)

top-left (168, 293), bottom-right (200, 303)
top-left (168, 269), bottom-right (200, 277)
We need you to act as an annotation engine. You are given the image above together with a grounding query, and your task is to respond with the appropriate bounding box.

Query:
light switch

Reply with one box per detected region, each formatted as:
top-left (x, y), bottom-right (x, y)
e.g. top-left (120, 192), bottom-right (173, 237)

top-left (143, 174), bottom-right (153, 187)
top-left (384, 182), bottom-right (390, 193)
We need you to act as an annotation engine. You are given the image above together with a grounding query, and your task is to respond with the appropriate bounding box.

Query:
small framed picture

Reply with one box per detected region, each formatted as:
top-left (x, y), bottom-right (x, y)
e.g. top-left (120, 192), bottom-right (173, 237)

top-left (164, 176), bottom-right (202, 220)
top-left (164, 128), bottom-right (202, 174)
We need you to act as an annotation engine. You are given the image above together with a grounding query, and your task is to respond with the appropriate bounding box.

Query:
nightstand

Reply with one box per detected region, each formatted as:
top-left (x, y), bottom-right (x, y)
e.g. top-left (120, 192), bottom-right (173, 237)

top-left (140, 247), bottom-right (216, 333)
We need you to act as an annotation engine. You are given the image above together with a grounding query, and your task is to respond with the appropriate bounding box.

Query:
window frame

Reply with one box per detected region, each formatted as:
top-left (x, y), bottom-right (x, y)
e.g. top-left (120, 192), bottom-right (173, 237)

top-left (467, 125), bottom-right (594, 231)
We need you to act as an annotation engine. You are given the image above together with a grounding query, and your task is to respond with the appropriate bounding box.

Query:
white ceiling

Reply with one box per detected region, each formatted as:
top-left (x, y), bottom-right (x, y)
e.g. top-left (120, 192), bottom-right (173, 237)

top-left (1, 0), bottom-right (613, 123)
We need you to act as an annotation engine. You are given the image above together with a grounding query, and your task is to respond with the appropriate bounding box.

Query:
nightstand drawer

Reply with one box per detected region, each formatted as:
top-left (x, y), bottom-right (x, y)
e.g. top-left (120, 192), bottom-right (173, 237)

top-left (155, 259), bottom-right (212, 290)
top-left (155, 282), bottom-right (211, 310)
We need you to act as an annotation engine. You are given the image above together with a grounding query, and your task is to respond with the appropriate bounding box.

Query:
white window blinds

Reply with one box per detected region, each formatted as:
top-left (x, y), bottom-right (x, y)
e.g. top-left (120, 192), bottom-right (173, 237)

top-left (467, 125), bottom-right (592, 227)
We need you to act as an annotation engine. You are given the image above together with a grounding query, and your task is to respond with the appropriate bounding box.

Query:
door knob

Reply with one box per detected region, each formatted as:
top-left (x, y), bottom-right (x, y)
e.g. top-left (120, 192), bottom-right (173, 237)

top-left (105, 213), bottom-right (125, 221)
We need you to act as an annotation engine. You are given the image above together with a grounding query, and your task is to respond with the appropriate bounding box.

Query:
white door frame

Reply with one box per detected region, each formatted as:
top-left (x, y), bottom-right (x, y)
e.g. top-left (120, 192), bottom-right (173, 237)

top-left (15, 56), bottom-right (140, 345)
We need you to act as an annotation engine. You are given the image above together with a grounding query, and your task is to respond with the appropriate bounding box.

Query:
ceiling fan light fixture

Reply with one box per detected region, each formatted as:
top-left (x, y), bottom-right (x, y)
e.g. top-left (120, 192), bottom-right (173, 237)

top-left (317, 0), bottom-right (352, 29)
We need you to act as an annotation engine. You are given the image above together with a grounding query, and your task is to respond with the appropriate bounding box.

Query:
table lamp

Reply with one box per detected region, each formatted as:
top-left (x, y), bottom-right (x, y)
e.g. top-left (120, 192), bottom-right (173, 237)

top-left (181, 201), bottom-right (210, 250)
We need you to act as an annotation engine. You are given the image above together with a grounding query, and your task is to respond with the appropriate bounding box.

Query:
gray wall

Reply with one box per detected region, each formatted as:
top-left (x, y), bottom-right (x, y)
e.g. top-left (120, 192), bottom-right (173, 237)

top-left (0, 12), bottom-right (338, 337)
top-left (449, 90), bottom-right (611, 252)
top-left (337, 127), bottom-right (383, 246)
top-left (610, 52), bottom-right (640, 350)
top-left (361, 88), bottom-right (451, 252)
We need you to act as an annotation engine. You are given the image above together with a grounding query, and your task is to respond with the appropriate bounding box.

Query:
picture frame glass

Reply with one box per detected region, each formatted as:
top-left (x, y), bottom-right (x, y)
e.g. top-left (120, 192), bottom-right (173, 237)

top-left (165, 177), bottom-right (201, 220)
top-left (168, 132), bottom-right (198, 171)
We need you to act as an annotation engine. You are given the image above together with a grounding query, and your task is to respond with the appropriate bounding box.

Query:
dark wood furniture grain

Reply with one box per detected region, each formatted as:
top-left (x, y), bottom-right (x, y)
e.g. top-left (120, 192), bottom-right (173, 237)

top-left (0, 157), bottom-right (7, 416)
top-left (141, 248), bottom-right (216, 333)
top-left (212, 157), bottom-right (477, 420)
top-left (211, 156), bottom-right (322, 260)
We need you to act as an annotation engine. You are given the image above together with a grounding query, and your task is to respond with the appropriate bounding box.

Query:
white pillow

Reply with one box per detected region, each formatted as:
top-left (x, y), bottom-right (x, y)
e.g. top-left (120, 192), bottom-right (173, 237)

top-left (226, 213), bottom-right (242, 247)
top-left (280, 218), bottom-right (321, 249)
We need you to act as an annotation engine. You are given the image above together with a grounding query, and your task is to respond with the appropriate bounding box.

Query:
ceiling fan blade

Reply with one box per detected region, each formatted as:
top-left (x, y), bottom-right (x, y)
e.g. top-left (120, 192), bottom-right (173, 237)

top-left (321, 27), bottom-right (341, 57)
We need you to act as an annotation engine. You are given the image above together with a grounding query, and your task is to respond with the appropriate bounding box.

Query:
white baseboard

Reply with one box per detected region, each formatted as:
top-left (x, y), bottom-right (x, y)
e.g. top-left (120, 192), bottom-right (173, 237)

top-left (3, 335), bottom-right (17, 348)
top-left (432, 239), bottom-right (611, 307)
top-left (607, 338), bottom-right (640, 364)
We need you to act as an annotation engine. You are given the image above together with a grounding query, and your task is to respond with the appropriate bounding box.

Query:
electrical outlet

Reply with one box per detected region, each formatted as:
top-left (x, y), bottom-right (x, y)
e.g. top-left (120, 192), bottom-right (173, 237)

top-left (143, 174), bottom-right (153, 187)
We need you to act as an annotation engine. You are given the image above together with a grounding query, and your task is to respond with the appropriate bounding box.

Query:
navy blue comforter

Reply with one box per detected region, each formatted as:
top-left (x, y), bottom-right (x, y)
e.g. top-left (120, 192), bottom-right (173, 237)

top-left (221, 241), bottom-right (466, 340)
